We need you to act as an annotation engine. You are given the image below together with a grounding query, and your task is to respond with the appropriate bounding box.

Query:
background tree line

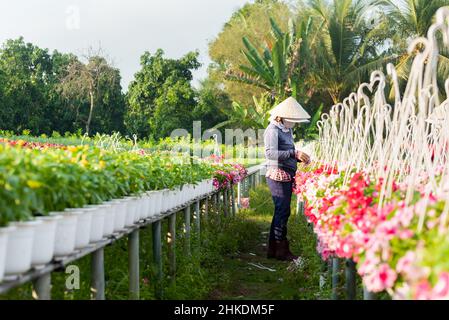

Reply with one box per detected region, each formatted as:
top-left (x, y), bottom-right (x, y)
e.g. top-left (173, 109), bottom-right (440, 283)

top-left (1, 0), bottom-right (449, 141)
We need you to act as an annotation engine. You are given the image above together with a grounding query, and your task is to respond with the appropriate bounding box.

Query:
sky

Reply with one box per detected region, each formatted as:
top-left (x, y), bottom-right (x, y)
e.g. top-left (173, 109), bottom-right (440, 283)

top-left (0, 0), bottom-right (249, 90)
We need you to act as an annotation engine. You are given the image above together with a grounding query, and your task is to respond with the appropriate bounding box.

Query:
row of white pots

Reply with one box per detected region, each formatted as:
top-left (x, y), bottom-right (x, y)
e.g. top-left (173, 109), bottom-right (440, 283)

top-left (0, 179), bottom-right (216, 283)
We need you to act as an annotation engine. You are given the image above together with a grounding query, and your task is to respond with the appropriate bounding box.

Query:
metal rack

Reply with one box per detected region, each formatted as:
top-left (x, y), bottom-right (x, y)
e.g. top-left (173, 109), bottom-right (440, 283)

top-left (0, 164), bottom-right (264, 300)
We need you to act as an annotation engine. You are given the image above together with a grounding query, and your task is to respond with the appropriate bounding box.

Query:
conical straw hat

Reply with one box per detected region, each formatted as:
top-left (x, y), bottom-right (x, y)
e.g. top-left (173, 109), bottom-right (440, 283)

top-left (269, 97), bottom-right (311, 122)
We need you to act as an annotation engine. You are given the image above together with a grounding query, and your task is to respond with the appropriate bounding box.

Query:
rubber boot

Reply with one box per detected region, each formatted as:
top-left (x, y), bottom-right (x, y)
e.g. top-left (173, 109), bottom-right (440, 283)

top-left (275, 240), bottom-right (298, 261)
top-left (267, 239), bottom-right (277, 259)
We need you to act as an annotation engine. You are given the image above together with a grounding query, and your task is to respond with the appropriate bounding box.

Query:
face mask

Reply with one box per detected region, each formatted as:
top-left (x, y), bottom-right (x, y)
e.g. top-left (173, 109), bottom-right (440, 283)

top-left (283, 120), bottom-right (296, 129)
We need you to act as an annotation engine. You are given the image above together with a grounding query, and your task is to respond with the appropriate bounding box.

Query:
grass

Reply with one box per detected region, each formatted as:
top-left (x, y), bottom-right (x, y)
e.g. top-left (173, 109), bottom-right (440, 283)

top-left (2, 182), bottom-right (333, 300)
top-left (206, 184), bottom-right (331, 300)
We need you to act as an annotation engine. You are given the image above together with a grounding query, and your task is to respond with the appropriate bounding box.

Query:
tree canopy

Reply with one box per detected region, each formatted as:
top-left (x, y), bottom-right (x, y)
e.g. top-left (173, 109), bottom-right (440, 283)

top-left (0, 38), bottom-right (125, 136)
top-left (125, 49), bottom-right (201, 139)
top-left (3, 1), bottom-right (449, 141)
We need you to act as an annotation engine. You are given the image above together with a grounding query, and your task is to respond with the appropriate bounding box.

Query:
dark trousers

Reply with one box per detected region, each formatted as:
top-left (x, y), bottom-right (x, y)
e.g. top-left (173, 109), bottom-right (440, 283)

top-left (267, 177), bottom-right (293, 241)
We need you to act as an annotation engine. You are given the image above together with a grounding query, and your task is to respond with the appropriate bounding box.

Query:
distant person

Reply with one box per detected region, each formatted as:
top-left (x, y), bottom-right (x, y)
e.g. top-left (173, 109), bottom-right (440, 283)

top-left (264, 97), bottom-right (311, 261)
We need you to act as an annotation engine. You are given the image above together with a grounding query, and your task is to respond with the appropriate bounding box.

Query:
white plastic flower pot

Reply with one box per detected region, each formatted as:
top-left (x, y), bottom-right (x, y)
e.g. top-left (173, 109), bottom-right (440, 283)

top-left (207, 179), bottom-right (214, 193)
top-left (51, 212), bottom-right (78, 257)
top-left (5, 220), bottom-right (43, 275)
top-left (98, 204), bottom-right (115, 237)
top-left (64, 208), bottom-right (93, 249)
top-left (192, 184), bottom-right (199, 199)
top-left (138, 195), bottom-right (149, 220)
top-left (171, 189), bottom-right (178, 210)
top-left (154, 190), bottom-right (162, 216)
top-left (160, 189), bottom-right (170, 213)
top-left (180, 185), bottom-right (189, 204)
top-left (177, 187), bottom-right (183, 206)
top-left (187, 184), bottom-right (194, 203)
top-left (153, 190), bottom-right (163, 215)
top-left (108, 200), bottom-right (126, 232)
top-left (133, 196), bottom-right (144, 222)
top-left (146, 191), bottom-right (156, 217)
top-left (144, 194), bottom-right (152, 218)
top-left (177, 186), bottom-right (185, 206)
top-left (197, 181), bottom-right (204, 196)
top-left (124, 197), bottom-right (137, 227)
top-left (207, 179), bottom-right (215, 193)
top-left (84, 206), bottom-right (106, 243)
top-left (0, 226), bottom-right (16, 282)
top-left (32, 216), bottom-right (61, 267)
top-left (200, 180), bottom-right (207, 194)
top-left (201, 180), bottom-right (208, 196)
top-left (172, 187), bottom-right (181, 208)
top-left (165, 190), bottom-right (174, 212)
top-left (195, 182), bottom-right (201, 197)
top-left (142, 192), bottom-right (153, 219)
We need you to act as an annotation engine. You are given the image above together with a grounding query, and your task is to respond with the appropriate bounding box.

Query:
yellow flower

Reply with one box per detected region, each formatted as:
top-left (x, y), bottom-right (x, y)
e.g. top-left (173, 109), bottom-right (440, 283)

top-left (99, 160), bottom-right (106, 169)
top-left (80, 155), bottom-right (88, 167)
top-left (17, 140), bottom-right (26, 146)
top-left (27, 180), bottom-right (43, 189)
top-left (68, 146), bottom-right (78, 153)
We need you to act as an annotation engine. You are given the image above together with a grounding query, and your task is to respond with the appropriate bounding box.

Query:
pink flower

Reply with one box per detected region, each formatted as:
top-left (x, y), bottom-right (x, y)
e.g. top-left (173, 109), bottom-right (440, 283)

top-left (240, 198), bottom-right (250, 209)
top-left (358, 253), bottom-right (380, 276)
top-left (336, 237), bottom-right (355, 259)
top-left (414, 280), bottom-right (433, 300)
top-left (364, 263), bottom-right (397, 292)
top-left (396, 251), bottom-right (416, 276)
top-left (433, 272), bottom-right (449, 299)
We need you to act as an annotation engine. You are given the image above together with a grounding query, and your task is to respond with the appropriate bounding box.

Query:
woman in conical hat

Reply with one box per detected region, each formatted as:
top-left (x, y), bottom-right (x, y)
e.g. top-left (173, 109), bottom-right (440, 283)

top-left (263, 97), bottom-right (311, 261)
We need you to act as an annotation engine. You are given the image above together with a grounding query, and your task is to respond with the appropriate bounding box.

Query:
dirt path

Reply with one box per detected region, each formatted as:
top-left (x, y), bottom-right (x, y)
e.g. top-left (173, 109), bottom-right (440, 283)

top-left (207, 216), bottom-right (322, 300)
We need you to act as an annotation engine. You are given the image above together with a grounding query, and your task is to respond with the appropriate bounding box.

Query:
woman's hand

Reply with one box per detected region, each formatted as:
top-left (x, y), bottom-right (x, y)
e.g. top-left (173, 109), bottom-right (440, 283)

top-left (295, 150), bottom-right (311, 165)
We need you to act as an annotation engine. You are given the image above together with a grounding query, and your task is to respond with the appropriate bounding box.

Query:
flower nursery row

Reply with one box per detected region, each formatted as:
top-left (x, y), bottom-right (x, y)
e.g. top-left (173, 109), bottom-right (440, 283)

top-left (294, 164), bottom-right (449, 300)
top-left (0, 142), bottom-right (247, 283)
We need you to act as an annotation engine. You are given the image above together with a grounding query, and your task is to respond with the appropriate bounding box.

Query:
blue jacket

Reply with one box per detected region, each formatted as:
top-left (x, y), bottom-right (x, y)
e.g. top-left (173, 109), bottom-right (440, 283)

top-left (264, 122), bottom-right (297, 176)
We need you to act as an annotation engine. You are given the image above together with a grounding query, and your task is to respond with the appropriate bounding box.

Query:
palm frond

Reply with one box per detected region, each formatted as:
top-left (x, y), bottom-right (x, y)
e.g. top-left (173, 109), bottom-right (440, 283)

top-left (242, 37), bottom-right (275, 84)
top-left (224, 70), bottom-right (272, 91)
top-left (343, 54), bottom-right (397, 82)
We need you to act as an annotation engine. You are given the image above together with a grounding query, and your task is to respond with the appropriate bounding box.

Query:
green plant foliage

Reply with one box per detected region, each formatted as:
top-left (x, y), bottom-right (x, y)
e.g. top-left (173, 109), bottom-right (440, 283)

top-left (0, 38), bottom-right (126, 136)
top-left (0, 142), bottom-right (217, 226)
top-left (125, 49), bottom-right (201, 139)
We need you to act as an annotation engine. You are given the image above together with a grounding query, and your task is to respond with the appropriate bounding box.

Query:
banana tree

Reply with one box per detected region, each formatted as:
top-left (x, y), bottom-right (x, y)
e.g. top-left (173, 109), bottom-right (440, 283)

top-left (225, 16), bottom-right (322, 102)
top-left (213, 93), bottom-right (272, 130)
